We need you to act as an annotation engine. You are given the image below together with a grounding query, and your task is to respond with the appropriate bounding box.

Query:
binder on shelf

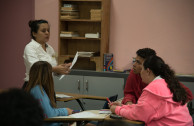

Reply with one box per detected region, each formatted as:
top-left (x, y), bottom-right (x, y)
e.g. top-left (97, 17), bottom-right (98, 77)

top-left (103, 53), bottom-right (113, 71)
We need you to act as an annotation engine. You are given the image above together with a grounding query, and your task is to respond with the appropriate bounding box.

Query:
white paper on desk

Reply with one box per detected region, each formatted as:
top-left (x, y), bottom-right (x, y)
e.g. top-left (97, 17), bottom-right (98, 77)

top-left (59, 52), bottom-right (79, 80)
top-left (99, 110), bottom-right (111, 114)
top-left (70, 111), bottom-right (101, 118)
top-left (56, 94), bottom-right (72, 98)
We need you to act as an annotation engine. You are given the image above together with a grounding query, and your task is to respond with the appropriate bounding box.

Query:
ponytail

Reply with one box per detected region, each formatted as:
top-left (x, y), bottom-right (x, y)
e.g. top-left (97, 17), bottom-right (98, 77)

top-left (143, 56), bottom-right (187, 105)
top-left (160, 64), bottom-right (187, 105)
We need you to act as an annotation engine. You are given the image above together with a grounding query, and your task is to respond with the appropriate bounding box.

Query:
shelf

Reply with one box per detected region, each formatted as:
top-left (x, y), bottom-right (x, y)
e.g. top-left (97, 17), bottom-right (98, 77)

top-left (62, 0), bottom-right (102, 2)
top-left (60, 18), bottom-right (101, 22)
top-left (60, 55), bottom-right (100, 58)
top-left (59, 0), bottom-right (110, 71)
top-left (60, 36), bottom-right (101, 40)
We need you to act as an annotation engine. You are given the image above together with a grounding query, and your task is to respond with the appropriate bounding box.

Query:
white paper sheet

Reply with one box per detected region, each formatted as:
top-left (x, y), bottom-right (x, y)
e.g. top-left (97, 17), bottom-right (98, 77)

top-left (51, 110), bottom-right (109, 119)
top-left (56, 94), bottom-right (72, 98)
top-left (59, 51), bottom-right (94, 80)
top-left (70, 111), bottom-right (101, 118)
top-left (59, 52), bottom-right (79, 80)
top-left (99, 109), bottom-right (111, 114)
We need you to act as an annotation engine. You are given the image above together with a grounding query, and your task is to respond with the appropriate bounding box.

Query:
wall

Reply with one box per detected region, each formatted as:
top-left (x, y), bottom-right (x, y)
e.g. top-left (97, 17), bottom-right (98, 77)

top-left (0, 0), bottom-right (34, 89)
top-left (35, 0), bottom-right (59, 53)
top-left (109, 0), bottom-right (194, 75)
top-left (36, 0), bottom-right (194, 75)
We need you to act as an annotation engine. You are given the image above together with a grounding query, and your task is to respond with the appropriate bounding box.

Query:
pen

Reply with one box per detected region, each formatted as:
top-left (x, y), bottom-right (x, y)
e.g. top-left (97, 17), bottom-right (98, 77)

top-left (106, 97), bottom-right (111, 104)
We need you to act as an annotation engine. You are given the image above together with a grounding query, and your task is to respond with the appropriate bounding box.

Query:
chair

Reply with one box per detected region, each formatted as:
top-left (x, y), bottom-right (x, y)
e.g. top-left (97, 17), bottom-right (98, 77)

top-left (102, 94), bottom-right (118, 109)
top-left (187, 101), bottom-right (194, 115)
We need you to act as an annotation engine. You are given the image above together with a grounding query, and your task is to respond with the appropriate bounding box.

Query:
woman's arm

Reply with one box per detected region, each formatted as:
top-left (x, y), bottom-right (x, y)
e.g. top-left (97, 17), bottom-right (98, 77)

top-left (30, 86), bottom-right (72, 117)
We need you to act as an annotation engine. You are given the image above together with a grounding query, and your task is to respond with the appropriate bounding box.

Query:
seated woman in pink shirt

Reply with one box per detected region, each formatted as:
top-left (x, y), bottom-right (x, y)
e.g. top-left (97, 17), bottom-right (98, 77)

top-left (110, 55), bottom-right (193, 126)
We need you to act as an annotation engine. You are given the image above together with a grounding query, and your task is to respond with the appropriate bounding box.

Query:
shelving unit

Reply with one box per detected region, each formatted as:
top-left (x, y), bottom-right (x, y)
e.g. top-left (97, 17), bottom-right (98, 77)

top-left (58, 0), bottom-right (110, 71)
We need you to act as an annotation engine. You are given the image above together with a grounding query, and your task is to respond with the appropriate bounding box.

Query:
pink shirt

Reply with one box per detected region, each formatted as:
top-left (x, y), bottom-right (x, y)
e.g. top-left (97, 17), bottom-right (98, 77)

top-left (116, 79), bottom-right (193, 126)
top-left (122, 70), bottom-right (193, 104)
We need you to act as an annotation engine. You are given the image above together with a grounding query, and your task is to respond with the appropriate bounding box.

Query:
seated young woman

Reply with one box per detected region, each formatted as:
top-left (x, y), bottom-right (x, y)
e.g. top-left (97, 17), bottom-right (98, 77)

top-left (24, 61), bottom-right (73, 126)
top-left (110, 55), bottom-right (193, 126)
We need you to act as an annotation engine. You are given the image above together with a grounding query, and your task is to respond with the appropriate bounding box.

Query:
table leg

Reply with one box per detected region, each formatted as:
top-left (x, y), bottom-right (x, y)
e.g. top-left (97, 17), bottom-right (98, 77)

top-left (76, 99), bottom-right (85, 111)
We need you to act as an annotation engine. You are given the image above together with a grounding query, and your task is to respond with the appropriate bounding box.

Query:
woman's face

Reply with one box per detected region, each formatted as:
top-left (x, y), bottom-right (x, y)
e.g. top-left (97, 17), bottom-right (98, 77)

top-left (33, 23), bottom-right (50, 43)
top-left (133, 56), bottom-right (144, 74)
top-left (140, 65), bottom-right (149, 84)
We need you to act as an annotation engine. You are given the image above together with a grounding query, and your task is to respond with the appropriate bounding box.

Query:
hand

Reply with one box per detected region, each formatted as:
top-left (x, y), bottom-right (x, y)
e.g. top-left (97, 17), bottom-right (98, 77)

top-left (66, 108), bottom-right (73, 115)
top-left (110, 101), bottom-right (122, 106)
top-left (125, 101), bottom-right (133, 105)
top-left (53, 63), bottom-right (72, 75)
top-left (108, 101), bottom-right (122, 109)
top-left (110, 105), bottom-right (117, 114)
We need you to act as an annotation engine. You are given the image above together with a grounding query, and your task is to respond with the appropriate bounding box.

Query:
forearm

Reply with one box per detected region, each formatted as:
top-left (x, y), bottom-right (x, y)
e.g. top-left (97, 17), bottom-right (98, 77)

top-left (52, 66), bottom-right (59, 73)
top-left (122, 93), bottom-right (136, 104)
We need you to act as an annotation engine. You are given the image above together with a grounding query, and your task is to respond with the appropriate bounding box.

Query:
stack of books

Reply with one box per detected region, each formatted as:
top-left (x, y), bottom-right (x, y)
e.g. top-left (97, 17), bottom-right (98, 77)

top-left (61, 4), bottom-right (79, 19)
top-left (60, 31), bottom-right (79, 37)
top-left (77, 51), bottom-right (94, 57)
top-left (85, 32), bottom-right (100, 38)
top-left (90, 9), bottom-right (101, 20)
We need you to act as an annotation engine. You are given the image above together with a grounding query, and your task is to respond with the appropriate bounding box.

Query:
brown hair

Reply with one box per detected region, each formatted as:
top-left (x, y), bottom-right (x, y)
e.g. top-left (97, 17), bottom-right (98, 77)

top-left (25, 61), bottom-right (56, 108)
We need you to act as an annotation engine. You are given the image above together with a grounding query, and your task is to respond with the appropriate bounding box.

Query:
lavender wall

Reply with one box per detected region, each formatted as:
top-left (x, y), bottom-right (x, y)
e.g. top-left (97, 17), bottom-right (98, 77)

top-left (109, 0), bottom-right (194, 75)
top-left (0, 0), bottom-right (34, 89)
top-left (35, 0), bottom-right (194, 75)
top-left (35, 0), bottom-right (59, 52)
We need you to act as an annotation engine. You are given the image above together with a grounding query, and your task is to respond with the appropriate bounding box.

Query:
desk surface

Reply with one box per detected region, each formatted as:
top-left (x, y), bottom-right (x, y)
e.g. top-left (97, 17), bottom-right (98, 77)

top-left (44, 110), bottom-right (144, 125)
top-left (56, 92), bottom-right (107, 102)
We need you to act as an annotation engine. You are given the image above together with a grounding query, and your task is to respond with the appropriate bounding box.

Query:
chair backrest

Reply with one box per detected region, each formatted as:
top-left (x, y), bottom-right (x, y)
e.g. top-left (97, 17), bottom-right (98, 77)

top-left (187, 101), bottom-right (193, 115)
top-left (102, 94), bottom-right (118, 109)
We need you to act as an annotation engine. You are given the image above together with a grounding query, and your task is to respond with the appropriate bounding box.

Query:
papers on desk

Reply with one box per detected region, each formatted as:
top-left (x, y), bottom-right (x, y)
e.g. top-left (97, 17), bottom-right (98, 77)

top-left (99, 109), bottom-right (112, 114)
top-left (52, 110), bottom-right (109, 119)
top-left (70, 111), bottom-right (101, 118)
top-left (59, 51), bottom-right (94, 80)
top-left (56, 94), bottom-right (73, 98)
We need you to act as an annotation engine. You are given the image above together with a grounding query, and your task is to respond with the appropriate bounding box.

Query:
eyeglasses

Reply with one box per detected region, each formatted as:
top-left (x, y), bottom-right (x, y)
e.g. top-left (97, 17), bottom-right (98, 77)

top-left (132, 57), bottom-right (136, 63)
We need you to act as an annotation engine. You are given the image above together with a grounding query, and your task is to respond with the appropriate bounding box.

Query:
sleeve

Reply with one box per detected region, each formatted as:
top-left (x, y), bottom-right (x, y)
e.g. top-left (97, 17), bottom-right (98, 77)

top-left (116, 91), bottom-right (158, 123)
top-left (31, 87), bottom-right (68, 118)
top-left (24, 45), bottom-right (40, 68)
top-left (180, 82), bottom-right (193, 101)
top-left (122, 71), bottom-right (137, 104)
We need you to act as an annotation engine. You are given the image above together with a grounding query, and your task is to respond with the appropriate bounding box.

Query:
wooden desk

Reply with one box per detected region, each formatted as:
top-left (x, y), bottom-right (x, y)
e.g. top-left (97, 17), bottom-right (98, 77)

top-left (44, 110), bottom-right (144, 126)
top-left (56, 92), bottom-right (107, 101)
top-left (56, 92), bottom-right (107, 110)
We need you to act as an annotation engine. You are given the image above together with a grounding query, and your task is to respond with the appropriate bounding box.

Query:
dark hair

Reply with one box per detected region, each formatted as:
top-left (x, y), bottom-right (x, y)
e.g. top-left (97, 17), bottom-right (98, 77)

top-left (25, 61), bottom-right (56, 108)
top-left (136, 48), bottom-right (156, 59)
top-left (143, 55), bottom-right (187, 105)
top-left (0, 88), bottom-right (44, 126)
top-left (28, 19), bottom-right (48, 40)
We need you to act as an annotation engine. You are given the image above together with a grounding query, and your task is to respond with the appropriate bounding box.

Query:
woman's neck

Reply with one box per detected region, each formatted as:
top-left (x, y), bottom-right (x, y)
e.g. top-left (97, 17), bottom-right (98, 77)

top-left (148, 74), bottom-right (156, 84)
top-left (41, 43), bottom-right (46, 51)
top-left (36, 40), bottom-right (46, 51)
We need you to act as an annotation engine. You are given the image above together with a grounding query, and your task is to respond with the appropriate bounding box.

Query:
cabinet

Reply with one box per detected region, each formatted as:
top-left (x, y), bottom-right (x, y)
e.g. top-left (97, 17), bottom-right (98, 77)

top-left (58, 0), bottom-right (110, 71)
top-left (54, 75), bottom-right (124, 110)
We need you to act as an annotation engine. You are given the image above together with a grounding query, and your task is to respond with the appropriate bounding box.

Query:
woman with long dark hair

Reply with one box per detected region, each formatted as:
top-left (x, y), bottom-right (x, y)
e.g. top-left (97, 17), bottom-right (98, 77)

top-left (25, 61), bottom-right (73, 126)
top-left (110, 55), bottom-right (193, 126)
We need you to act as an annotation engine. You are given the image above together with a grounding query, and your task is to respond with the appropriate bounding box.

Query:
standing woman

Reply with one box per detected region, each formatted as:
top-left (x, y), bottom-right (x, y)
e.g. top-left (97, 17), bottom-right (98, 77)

top-left (23, 19), bottom-right (71, 88)
top-left (110, 55), bottom-right (193, 126)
